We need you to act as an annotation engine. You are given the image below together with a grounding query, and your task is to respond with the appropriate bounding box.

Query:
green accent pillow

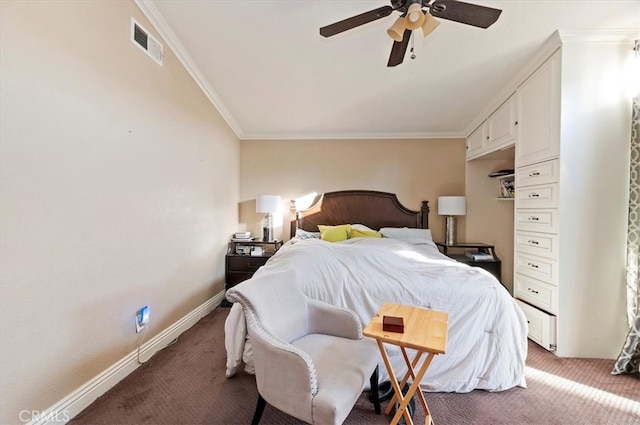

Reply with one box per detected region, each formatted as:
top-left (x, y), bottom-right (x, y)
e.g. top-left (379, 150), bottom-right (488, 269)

top-left (351, 228), bottom-right (382, 238)
top-left (318, 224), bottom-right (351, 242)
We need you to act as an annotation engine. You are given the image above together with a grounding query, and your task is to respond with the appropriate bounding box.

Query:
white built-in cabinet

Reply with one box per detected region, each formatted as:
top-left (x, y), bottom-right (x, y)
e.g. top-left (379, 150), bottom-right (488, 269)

top-left (466, 121), bottom-right (487, 158)
top-left (515, 54), bottom-right (560, 166)
top-left (466, 95), bottom-right (517, 160)
top-left (487, 95), bottom-right (518, 151)
top-left (467, 33), bottom-right (632, 359)
top-left (512, 44), bottom-right (630, 358)
top-left (512, 50), bottom-right (566, 353)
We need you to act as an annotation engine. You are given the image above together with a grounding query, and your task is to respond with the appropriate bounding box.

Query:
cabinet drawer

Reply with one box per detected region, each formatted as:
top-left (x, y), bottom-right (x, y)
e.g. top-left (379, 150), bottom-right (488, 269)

top-left (515, 299), bottom-right (557, 351)
top-left (516, 159), bottom-right (559, 187)
top-left (515, 231), bottom-right (558, 259)
top-left (514, 274), bottom-right (558, 314)
top-left (227, 256), bottom-right (268, 272)
top-left (515, 252), bottom-right (559, 285)
top-left (515, 209), bottom-right (558, 233)
top-left (515, 183), bottom-right (558, 208)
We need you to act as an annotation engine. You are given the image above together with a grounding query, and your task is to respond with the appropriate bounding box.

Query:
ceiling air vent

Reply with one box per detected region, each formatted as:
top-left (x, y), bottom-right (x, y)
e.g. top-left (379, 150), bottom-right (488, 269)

top-left (130, 18), bottom-right (163, 66)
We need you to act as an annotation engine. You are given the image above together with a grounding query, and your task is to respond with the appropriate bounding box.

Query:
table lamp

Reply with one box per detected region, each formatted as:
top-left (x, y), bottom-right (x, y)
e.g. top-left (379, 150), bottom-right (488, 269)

top-left (438, 196), bottom-right (466, 246)
top-left (256, 195), bottom-right (280, 242)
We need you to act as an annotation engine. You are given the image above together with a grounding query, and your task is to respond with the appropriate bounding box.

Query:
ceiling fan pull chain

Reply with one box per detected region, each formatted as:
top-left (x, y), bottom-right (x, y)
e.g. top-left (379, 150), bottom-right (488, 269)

top-left (410, 30), bottom-right (416, 60)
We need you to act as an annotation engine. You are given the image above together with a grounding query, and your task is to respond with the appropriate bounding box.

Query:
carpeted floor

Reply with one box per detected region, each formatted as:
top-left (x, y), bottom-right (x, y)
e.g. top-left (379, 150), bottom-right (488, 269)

top-left (70, 306), bottom-right (640, 425)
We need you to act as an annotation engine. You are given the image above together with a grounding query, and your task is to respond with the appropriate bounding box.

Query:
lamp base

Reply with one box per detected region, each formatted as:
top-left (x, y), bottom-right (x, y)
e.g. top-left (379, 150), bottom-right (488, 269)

top-left (262, 227), bottom-right (272, 242)
top-left (444, 215), bottom-right (457, 246)
top-left (262, 214), bottom-right (274, 242)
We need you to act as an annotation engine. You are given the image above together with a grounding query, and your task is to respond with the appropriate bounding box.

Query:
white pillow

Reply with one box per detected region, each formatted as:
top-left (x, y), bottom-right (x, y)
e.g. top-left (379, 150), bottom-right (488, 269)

top-left (379, 227), bottom-right (432, 241)
top-left (294, 228), bottom-right (321, 239)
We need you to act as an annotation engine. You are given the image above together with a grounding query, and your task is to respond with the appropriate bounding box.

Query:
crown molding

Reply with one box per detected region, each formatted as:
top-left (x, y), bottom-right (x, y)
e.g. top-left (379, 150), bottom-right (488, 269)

top-left (558, 29), bottom-right (640, 44)
top-left (239, 131), bottom-right (465, 141)
top-left (134, 0), bottom-right (244, 139)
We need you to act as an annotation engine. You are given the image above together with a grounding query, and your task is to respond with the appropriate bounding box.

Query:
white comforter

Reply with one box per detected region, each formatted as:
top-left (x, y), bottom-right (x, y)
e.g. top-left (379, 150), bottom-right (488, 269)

top-left (224, 237), bottom-right (528, 392)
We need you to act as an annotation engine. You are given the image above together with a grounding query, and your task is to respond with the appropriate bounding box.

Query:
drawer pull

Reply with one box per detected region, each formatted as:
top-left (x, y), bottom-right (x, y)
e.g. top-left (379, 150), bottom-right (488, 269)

top-left (527, 287), bottom-right (540, 294)
top-left (246, 263), bottom-right (260, 269)
top-left (529, 171), bottom-right (540, 177)
top-left (527, 240), bottom-right (539, 245)
top-left (527, 262), bottom-right (539, 269)
top-left (528, 193), bottom-right (540, 198)
top-left (528, 216), bottom-right (540, 221)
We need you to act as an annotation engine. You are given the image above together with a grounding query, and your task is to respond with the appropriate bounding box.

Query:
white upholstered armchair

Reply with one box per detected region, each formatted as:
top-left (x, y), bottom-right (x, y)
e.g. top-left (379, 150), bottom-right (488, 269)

top-left (225, 270), bottom-right (381, 425)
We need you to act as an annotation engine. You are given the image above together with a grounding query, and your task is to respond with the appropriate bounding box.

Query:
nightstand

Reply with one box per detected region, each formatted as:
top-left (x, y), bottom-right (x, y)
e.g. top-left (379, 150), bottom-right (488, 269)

top-left (221, 240), bottom-right (283, 307)
top-left (435, 242), bottom-right (502, 282)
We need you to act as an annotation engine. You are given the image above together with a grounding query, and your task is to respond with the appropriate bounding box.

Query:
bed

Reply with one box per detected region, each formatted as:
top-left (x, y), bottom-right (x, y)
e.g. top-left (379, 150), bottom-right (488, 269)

top-left (225, 190), bottom-right (527, 393)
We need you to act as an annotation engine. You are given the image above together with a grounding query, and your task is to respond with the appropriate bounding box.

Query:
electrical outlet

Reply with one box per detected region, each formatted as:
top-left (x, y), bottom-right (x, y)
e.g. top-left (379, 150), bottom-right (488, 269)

top-left (135, 305), bottom-right (150, 333)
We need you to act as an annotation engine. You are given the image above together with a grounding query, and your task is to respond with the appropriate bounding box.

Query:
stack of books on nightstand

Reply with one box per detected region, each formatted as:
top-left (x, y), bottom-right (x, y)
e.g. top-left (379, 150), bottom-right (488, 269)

top-left (232, 232), bottom-right (255, 242)
top-left (465, 251), bottom-right (495, 261)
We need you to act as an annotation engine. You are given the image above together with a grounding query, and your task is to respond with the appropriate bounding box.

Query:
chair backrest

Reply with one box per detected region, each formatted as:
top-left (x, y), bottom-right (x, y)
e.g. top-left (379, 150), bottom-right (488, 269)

top-left (226, 271), bottom-right (318, 423)
top-left (227, 269), bottom-right (310, 343)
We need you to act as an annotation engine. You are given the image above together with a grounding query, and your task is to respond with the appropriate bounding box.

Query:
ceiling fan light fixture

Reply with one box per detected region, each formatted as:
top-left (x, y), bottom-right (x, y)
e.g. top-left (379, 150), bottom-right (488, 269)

top-left (387, 16), bottom-right (407, 42)
top-left (404, 3), bottom-right (425, 30)
top-left (421, 13), bottom-right (440, 37)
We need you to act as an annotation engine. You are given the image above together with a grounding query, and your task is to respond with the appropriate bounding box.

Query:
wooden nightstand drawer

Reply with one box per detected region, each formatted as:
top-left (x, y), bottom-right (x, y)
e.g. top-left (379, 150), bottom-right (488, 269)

top-left (227, 255), bottom-right (268, 272)
top-left (226, 271), bottom-right (256, 287)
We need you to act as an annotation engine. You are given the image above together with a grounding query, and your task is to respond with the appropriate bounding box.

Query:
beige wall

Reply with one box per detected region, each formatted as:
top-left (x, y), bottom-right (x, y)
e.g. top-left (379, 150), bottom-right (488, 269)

top-left (239, 139), bottom-right (467, 242)
top-left (0, 1), bottom-right (238, 423)
top-left (465, 148), bottom-right (516, 293)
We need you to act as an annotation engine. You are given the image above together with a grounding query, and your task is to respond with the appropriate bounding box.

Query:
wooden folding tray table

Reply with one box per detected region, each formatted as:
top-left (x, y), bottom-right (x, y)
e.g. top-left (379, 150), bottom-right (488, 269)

top-left (363, 302), bottom-right (449, 425)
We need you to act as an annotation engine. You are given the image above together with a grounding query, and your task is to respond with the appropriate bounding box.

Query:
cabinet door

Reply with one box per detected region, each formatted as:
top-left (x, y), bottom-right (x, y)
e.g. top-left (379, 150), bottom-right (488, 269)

top-left (516, 50), bottom-right (561, 166)
top-left (488, 95), bottom-right (517, 151)
top-left (466, 121), bottom-right (487, 159)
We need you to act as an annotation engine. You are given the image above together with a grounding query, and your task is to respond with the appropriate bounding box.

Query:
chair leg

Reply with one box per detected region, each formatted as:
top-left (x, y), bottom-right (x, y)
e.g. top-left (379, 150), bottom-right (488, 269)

top-left (370, 365), bottom-right (381, 415)
top-left (252, 393), bottom-right (267, 425)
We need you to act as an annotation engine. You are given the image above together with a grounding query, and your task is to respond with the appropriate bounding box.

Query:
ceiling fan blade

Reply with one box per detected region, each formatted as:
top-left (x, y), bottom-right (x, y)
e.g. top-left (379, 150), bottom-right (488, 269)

top-left (320, 6), bottom-right (393, 37)
top-left (387, 29), bottom-right (411, 67)
top-left (430, 0), bottom-right (502, 29)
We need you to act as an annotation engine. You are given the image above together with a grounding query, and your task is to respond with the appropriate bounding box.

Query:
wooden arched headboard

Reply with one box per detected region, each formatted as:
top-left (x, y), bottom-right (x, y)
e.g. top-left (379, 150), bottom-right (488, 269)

top-left (290, 190), bottom-right (429, 236)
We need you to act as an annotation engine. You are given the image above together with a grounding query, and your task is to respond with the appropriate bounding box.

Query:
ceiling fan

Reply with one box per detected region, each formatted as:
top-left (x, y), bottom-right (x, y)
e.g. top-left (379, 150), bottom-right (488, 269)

top-left (319, 0), bottom-right (502, 67)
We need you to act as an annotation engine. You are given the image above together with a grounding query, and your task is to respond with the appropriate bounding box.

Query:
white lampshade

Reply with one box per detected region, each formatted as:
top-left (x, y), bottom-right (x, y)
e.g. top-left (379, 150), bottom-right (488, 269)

top-left (256, 195), bottom-right (281, 214)
top-left (438, 196), bottom-right (466, 216)
top-left (386, 17), bottom-right (406, 42)
top-left (421, 13), bottom-right (440, 37)
top-left (404, 3), bottom-right (425, 30)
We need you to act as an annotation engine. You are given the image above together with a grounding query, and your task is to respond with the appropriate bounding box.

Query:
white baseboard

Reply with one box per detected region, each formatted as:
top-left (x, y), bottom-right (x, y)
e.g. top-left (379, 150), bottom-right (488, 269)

top-left (30, 291), bottom-right (226, 425)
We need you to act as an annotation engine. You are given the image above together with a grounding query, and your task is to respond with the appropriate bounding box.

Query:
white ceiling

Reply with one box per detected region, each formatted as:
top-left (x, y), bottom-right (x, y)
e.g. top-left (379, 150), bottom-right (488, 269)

top-left (137, 1), bottom-right (640, 140)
